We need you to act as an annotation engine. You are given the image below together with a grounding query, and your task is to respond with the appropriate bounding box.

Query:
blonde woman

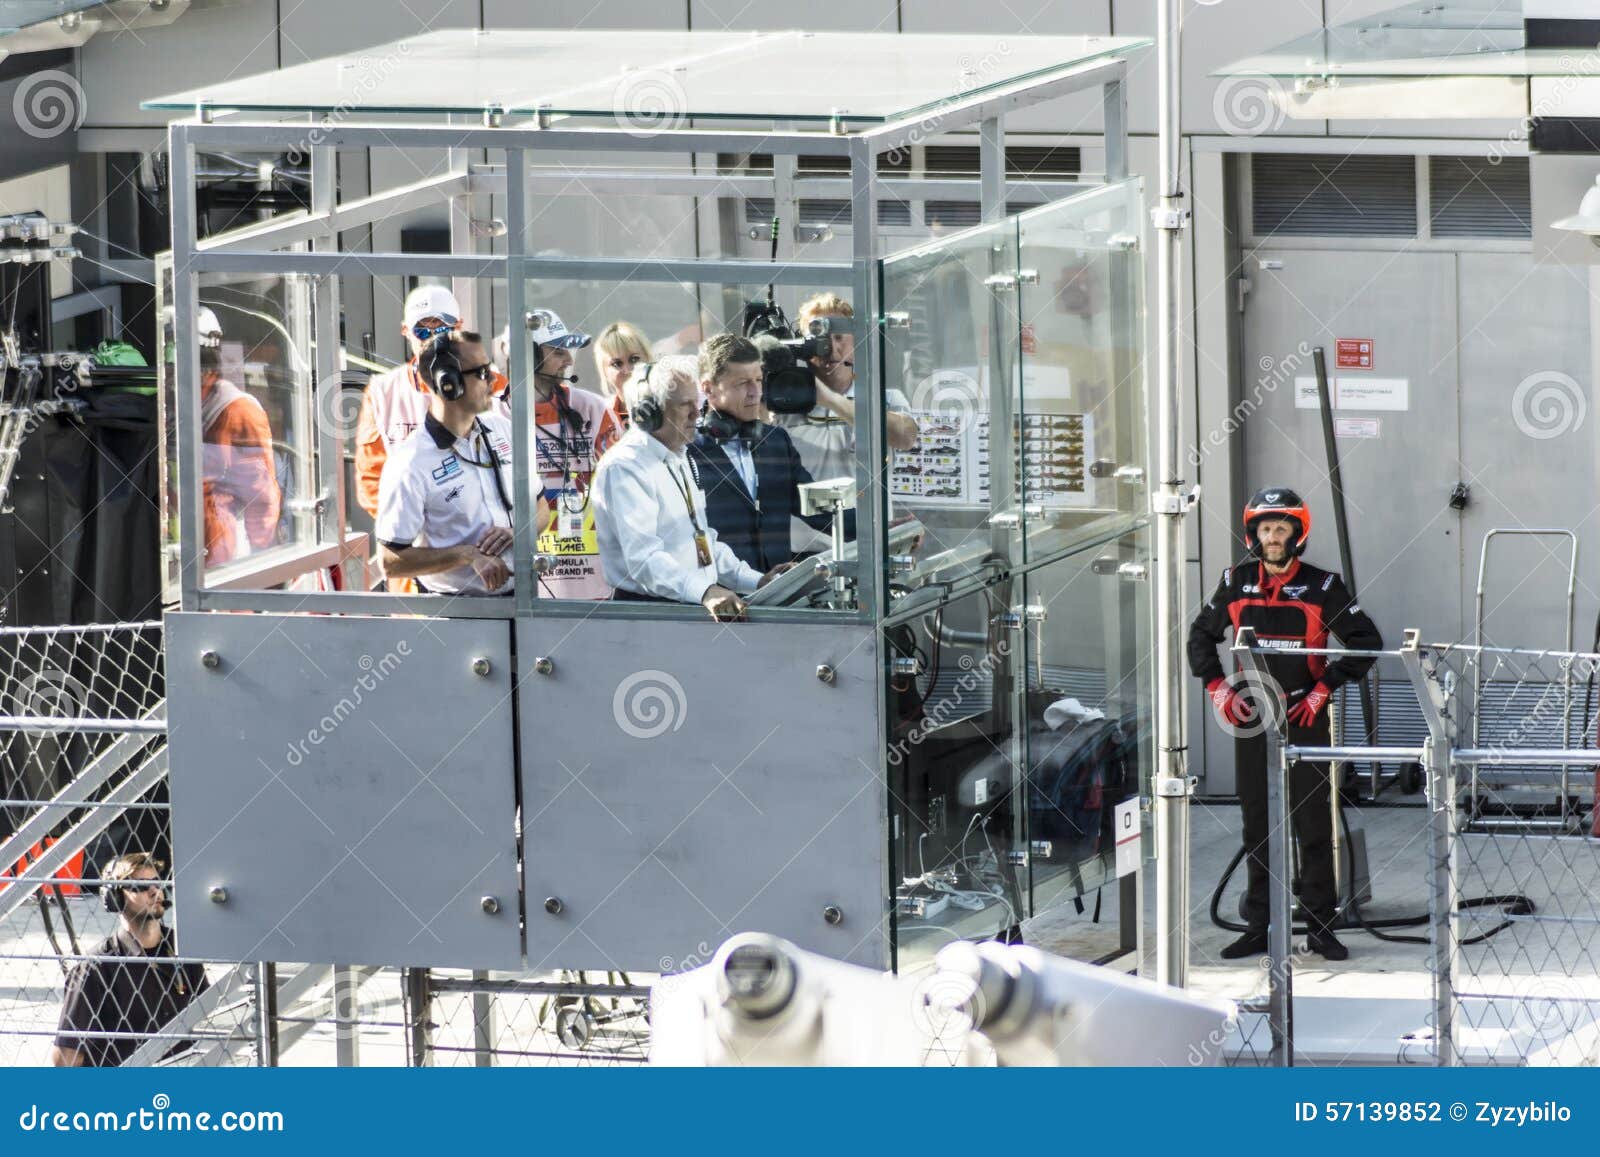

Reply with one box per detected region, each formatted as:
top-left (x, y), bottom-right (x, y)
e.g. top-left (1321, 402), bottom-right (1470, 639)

top-left (593, 320), bottom-right (653, 430)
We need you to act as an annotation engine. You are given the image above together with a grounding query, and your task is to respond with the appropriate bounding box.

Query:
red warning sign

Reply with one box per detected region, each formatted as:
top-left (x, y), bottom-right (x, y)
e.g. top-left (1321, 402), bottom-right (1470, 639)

top-left (1336, 338), bottom-right (1374, 370)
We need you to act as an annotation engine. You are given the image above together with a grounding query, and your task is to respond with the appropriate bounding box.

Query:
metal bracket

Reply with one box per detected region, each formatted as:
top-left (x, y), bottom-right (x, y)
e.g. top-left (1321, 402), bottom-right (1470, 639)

top-left (881, 311), bottom-right (912, 329)
top-left (983, 273), bottom-right (1017, 292)
top-left (1154, 775), bottom-right (1196, 798)
top-left (1016, 268), bottom-right (1039, 285)
top-left (1151, 485), bottom-right (1200, 516)
top-left (1150, 205), bottom-right (1190, 232)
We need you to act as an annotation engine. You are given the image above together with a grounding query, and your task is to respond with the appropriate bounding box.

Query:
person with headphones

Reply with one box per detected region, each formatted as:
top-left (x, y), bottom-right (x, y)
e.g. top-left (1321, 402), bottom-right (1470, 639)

top-left (52, 852), bottom-right (209, 1066)
top-left (354, 284), bottom-right (508, 518)
top-left (375, 330), bottom-right (521, 596)
top-left (520, 308), bottom-right (621, 599)
top-left (686, 334), bottom-right (850, 573)
top-left (1187, 487), bottom-right (1383, 962)
top-left (592, 357), bottom-right (792, 620)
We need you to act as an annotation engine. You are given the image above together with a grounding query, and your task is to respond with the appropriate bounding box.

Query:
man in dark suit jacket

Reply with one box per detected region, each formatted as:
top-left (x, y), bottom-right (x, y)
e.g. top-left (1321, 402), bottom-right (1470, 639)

top-left (686, 334), bottom-right (852, 573)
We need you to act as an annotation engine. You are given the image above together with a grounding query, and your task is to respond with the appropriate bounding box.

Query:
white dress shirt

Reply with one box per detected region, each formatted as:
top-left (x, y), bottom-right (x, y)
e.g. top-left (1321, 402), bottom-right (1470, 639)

top-left (592, 425), bottom-right (762, 603)
top-left (722, 437), bottom-right (758, 498)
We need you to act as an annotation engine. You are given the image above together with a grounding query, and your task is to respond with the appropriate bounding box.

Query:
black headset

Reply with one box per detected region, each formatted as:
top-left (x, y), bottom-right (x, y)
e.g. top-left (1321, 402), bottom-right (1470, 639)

top-left (630, 362), bottom-right (664, 433)
top-left (102, 870), bottom-right (164, 913)
top-left (698, 405), bottom-right (761, 444)
top-left (420, 332), bottom-right (467, 402)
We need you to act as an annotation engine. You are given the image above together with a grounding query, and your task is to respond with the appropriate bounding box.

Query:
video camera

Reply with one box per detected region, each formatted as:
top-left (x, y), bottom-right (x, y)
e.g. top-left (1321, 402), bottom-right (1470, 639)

top-left (741, 297), bottom-right (835, 415)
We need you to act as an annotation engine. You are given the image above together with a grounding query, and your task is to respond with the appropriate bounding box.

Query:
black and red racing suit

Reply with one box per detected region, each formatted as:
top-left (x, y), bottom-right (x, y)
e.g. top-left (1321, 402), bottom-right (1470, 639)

top-left (1187, 556), bottom-right (1383, 935)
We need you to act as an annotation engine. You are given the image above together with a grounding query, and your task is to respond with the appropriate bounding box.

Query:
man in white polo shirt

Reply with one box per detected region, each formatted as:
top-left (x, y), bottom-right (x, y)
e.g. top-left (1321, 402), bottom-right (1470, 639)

top-left (376, 331), bottom-right (518, 596)
top-left (592, 359), bottom-right (791, 621)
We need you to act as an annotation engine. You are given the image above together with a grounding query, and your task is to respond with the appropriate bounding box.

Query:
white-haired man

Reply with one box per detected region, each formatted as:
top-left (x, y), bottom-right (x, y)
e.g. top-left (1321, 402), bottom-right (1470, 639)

top-left (592, 359), bottom-right (790, 621)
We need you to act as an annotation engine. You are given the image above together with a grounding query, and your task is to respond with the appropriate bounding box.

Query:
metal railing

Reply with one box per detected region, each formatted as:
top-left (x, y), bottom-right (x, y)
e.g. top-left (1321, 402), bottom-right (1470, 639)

top-left (1228, 628), bottom-right (1600, 1067)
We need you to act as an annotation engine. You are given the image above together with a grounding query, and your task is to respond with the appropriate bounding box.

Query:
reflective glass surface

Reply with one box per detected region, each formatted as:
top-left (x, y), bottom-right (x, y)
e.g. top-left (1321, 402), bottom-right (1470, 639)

top-left (1218, 0), bottom-right (1600, 80)
top-left (158, 259), bottom-right (329, 596)
top-left (145, 29), bottom-right (1149, 120)
top-left (879, 180), bottom-right (1146, 598)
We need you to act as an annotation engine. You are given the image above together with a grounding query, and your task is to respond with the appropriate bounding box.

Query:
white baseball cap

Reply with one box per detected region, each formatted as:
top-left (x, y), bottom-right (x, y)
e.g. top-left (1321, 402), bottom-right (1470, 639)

top-left (403, 284), bottom-right (462, 329)
top-left (525, 308), bottom-right (590, 350)
top-left (196, 306), bottom-right (223, 348)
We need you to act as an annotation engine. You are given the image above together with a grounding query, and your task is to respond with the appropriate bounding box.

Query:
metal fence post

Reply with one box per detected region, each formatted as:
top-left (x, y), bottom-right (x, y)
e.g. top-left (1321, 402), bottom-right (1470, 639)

top-left (472, 970), bottom-right (494, 1067)
top-left (1265, 723), bottom-right (1294, 1067)
top-left (1399, 631), bottom-right (1456, 1066)
top-left (1232, 628), bottom-right (1292, 1065)
top-left (252, 962), bottom-right (280, 1067)
top-left (334, 965), bottom-right (360, 1067)
top-left (405, 967), bottom-right (432, 1067)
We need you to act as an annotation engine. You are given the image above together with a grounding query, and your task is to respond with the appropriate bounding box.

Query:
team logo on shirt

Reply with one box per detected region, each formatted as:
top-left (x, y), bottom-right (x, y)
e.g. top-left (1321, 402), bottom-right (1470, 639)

top-left (1282, 584), bottom-right (1308, 598)
top-left (443, 485), bottom-right (464, 504)
top-left (432, 455), bottom-right (463, 482)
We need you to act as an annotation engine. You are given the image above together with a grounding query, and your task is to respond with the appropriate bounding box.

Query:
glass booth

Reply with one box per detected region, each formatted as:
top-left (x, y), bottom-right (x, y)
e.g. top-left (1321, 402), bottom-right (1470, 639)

top-left (150, 28), bottom-right (1153, 974)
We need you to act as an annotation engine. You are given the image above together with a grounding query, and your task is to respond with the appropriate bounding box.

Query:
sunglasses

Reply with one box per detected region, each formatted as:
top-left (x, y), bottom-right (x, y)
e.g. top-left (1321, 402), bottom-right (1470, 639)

top-left (459, 364), bottom-right (495, 383)
top-left (125, 882), bottom-right (165, 895)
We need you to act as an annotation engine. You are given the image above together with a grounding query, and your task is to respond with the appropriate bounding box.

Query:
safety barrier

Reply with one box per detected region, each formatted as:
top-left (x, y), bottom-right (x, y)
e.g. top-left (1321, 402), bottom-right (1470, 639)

top-left (1228, 629), bottom-right (1599, 1066)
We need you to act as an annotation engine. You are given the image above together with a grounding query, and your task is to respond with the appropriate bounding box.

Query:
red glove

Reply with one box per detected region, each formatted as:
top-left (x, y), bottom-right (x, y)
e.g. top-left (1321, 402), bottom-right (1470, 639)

top-left (1206, 678), bottom-right (1253, 728)
top-left (1287, 682), bottom-right (1332, 727)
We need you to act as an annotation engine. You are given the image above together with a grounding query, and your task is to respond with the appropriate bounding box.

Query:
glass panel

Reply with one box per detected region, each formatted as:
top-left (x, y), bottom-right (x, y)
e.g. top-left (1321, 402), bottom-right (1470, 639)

top-left (157, 263), bottom-right (326, 595)
top-left (888, 582), bottom-right (1027, 971)
top-left (1019, 527), bottom-right (1154, 933)
top-left (521, 277), bottom-right (864, 612)
top-left (1016, 180), bottom-right (1146, 559)
top-left (1217, 0), bottom-right (1600, 80)
top-left (144, 30), bottom-right (1150, 120)
top-left (880, 214), bottom-right (1023, 594)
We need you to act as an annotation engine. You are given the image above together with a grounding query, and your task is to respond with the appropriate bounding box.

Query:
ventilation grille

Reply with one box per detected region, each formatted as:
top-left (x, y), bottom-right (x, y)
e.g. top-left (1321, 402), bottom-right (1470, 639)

top-left (1429, 156), bottom-right (1531, 239)
top-left (744, 197), bottom-right (912, 227)
top-left (1251, 153), bottom-right (1418, 237)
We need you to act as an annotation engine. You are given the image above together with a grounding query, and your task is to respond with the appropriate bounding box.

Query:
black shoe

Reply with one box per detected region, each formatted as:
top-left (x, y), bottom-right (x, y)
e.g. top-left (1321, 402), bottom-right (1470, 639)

top-left (1305, 930), bottom-right (1349, 961)
top-left (1219, 930), bottom-right (1269, 960)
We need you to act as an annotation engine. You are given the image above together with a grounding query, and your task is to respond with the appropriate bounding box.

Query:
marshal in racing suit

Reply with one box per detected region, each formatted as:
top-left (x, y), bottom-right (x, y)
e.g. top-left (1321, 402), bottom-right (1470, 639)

top-left (1187, 557), bottom-right (1382, 935)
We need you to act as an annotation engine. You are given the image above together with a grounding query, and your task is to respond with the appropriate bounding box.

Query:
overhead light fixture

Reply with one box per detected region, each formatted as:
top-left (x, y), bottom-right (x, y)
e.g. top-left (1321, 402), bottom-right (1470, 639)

top-left (1552, 174), bottom-right (1600, 246)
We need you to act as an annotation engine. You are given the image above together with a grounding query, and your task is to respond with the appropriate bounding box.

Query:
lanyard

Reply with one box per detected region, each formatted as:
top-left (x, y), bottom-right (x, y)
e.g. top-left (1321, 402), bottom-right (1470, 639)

top-left (665, 461), bottom-right (704, 534)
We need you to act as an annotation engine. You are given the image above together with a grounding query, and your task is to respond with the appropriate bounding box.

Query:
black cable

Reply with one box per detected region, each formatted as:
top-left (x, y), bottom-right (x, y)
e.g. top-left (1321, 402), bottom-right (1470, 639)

top-left (1207, 805), bottom-right (1533, 943)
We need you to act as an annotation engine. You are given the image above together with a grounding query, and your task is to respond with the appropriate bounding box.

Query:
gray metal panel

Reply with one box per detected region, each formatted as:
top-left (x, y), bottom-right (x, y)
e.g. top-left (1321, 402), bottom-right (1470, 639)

top-left (1238, 248), bottom-right (1463, 643)
top-left (518, 618), bottom-right (886, 970)
top-left (1455, 252), bottom-right (1595, 652)
top-left (165, 612), bottom-right (521, 969)
top-left (278, 0), bottom-right (479, 66)
top-left (79, 1), bottom-right (280, 130)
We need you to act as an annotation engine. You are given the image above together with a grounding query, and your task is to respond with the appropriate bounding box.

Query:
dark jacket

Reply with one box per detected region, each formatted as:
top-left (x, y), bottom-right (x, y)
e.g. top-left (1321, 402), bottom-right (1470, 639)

top-left (1187, 556), bottom-right (1382, 697)
top-left (687, 421), bottom-right (851, 573)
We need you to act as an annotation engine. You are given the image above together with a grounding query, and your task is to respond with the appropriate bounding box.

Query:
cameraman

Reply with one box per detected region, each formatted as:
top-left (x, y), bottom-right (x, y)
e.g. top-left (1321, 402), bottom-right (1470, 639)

top-left (687, 335), bottom-right (851, 572)
top-left (769, 293), bottom-right (918, 551)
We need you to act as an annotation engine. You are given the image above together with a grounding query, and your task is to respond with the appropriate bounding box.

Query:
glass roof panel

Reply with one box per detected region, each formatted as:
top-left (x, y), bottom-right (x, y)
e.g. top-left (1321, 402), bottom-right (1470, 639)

top-left (1218, 0), bottom-right (1600, 80)
top-left (0, 0), bottom-right (107, 36)
top-left (143, 28), bottom-right (1150, 123)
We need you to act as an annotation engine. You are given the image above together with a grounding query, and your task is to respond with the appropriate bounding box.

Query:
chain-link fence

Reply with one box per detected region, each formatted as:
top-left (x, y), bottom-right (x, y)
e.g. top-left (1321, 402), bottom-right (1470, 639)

top-left (1226, 629), bottom-right (1600, 1066)
top-left (0, 622), bottom-right (265, 1066)
top-left (1422, 642), bottom-right (1600, 1066)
